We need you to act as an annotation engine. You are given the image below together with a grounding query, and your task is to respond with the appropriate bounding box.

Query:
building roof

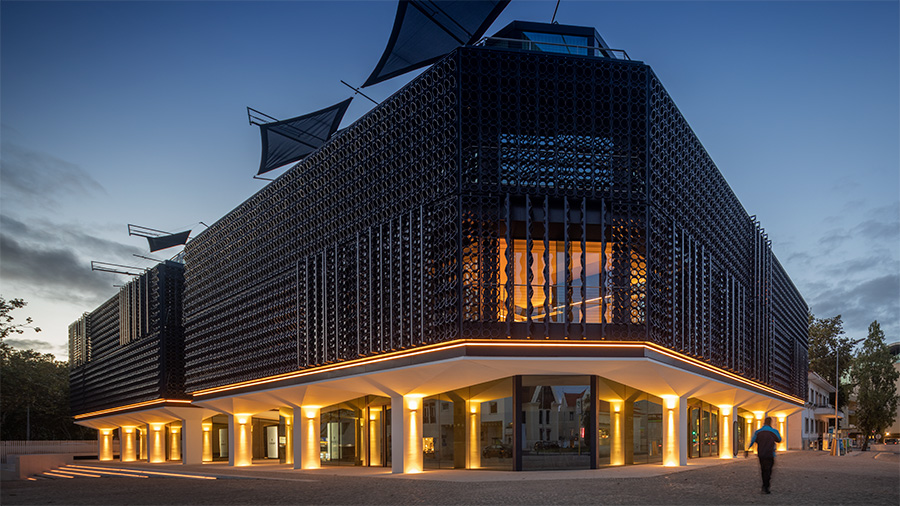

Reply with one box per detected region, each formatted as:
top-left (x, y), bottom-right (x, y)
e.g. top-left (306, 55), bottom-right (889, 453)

top-left (808, 371), bottom-right (836, 393)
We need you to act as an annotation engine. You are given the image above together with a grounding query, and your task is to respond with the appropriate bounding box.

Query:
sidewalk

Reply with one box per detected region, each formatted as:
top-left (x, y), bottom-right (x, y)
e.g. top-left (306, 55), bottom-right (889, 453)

top-left (3, 450), bottom-right (898, 505)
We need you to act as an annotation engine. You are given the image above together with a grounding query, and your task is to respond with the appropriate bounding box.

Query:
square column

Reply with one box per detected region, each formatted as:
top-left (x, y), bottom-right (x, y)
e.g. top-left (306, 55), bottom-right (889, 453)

top-left (279, 408), bottom-right (294, 466)
top-left (367, 407), bottom-right (384, 467)
top-left (295, 406), bottom-right (320, 470)
top-left (141, 426), bottom-right (150, 462)
top-left (391, 394), bottom-right (423, 474)
top-left (466, 401), bottom-right (480, 469)
top-left (662, 395), bottom-right (688, 466)
top-left (744, 416), bottom-right (754, 452)
top-left (179, 417), bottom-right (203, 465)
top-left (776, 415), bottom-right (787, 452)
top-left (228, 414), bottom-right (252, 466)
top-left (149, 424), bottom-right (166, 463)
top-left (120, 427), bottom-right (137, 462)
top-left (98, 429), bottom-right (114, 461)
top-left (610, 401), bottom-right (625, 466)
top-left (201, 422), bottom-right (213, 462)
top-left (719, 406), bottom-right (735, 459)
top-left (169, 424), bottom-right (182, 461)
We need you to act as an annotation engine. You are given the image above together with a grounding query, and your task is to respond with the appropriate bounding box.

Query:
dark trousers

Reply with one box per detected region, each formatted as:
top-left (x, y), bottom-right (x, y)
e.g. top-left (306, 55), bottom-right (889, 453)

top-left (758, 456), bottom-right (775, 490)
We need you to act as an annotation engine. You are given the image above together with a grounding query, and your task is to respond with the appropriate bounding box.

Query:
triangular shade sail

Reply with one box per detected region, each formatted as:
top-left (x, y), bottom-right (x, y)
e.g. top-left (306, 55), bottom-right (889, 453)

top-left (147, 231), bottom-right (191, 252)
top-left (362, 0), bottom-right (510, 88)
top-left (257, 98), bottom-right (353, 175)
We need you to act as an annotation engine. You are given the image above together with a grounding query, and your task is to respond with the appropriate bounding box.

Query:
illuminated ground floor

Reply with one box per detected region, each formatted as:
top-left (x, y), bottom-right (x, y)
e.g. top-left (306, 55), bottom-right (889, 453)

top-left (75, 340), bottom-right (803, 473)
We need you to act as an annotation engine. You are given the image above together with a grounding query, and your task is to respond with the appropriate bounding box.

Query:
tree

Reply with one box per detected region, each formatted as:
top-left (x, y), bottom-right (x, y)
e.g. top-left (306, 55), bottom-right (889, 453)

top-left (851, 321), bottom-right (900, 451)
top-left (0, 297), bottom-right (41, 342)
top-left (0, 297), bottom-right (94, 440)
top-left (808, 313), bottom-right (860, 410)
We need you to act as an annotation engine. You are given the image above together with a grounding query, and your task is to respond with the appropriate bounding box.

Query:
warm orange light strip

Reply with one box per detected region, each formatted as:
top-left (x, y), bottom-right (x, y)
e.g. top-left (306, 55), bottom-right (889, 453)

top-left (65, 467), bottom-right (148, 478)
top-left (42, 471), bottom-right (74, 479)
top-left (55, 468), bottom-right (101, 478)
top-left (71, 464), bottom-right (216, 480)
top-left (191, 339), bottom-right (803, 405)
top-left (74, 398), bottom-right (193, 420)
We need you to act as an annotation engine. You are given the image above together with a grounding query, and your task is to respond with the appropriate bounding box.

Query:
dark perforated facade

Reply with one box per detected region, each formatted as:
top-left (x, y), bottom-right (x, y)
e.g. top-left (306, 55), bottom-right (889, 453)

top-left (69, 261), bottom-right (187, 415)
top-left (181, 43), bottom-right (808, 399)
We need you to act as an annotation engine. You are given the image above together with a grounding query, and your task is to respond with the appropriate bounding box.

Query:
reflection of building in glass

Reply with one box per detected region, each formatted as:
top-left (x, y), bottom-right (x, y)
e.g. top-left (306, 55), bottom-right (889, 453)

top-left (69, 20), bottom-right (808, 472)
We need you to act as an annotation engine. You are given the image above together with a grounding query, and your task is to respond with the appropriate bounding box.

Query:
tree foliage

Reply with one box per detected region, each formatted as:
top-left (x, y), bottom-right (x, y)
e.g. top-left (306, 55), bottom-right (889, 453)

top-left (0, 297), bottom-right (41, 341)
top-left (851, 321), bottom-right (900, 451)
top-left (0, 297), bottom-right (94, 440)
top-left (808, 313), bottom-right (860, 410)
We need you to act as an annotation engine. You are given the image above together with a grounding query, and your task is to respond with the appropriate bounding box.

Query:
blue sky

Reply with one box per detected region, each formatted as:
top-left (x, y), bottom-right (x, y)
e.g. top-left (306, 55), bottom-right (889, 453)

top-left (1, 1), bottom-right (897, 358)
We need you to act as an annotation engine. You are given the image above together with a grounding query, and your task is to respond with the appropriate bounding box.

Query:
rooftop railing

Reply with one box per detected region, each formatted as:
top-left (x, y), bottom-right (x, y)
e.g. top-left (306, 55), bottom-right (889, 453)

top-left (476, 36), bottom-right (631, 61)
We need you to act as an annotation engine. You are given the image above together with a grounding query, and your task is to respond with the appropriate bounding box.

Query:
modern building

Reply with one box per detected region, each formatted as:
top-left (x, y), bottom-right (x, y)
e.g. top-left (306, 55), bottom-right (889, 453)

top-left (70, 20), bottom-right (808, 473)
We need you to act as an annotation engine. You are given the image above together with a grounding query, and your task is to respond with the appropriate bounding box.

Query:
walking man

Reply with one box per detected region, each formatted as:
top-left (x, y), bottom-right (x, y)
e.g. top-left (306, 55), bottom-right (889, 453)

top-left (749, 416), bottom-right (782, 494)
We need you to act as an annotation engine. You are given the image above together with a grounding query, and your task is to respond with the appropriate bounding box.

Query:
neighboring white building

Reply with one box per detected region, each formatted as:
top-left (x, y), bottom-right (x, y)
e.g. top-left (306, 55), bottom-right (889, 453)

top-left (789, 372), bottom-right (837, 450)
top-left (886, 342), bottom-right (900, 441)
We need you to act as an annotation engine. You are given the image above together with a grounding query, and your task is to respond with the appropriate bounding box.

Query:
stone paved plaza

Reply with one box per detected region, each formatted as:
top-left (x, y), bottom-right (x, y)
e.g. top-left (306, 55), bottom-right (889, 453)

top-left (2, 450), bottom-right (898, 505)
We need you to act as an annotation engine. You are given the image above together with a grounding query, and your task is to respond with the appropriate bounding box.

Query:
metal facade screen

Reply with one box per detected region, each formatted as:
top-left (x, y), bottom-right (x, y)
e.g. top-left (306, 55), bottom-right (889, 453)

top-left (68, 261), bottom-right (187, 415)
top-left (181, 46), bottom-right (808, 400)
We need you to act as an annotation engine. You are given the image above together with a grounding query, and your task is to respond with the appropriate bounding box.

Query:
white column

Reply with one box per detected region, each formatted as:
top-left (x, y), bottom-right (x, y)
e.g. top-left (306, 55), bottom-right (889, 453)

top-left (777, 415), bottom-right (788, 452)
top-left (391, 394), bottom-right (423, 474)
top-left (120, 427), bottom-right (137, 462)
top-left (367, 407), bottom-right (384, 467)
top-left (182, 417), bottom-right (204, 465)
top-left (719, 405), bottom-right (735, 459)
top-left (787, 411), bottom-right (802, 450)
top-left (98, 429), bottom-right (114, 461)
top-left (744, 415), bottom-right (754, 452)
top-left (229, 414), bottom-right (252, 466)
top-left (610, 400), bottom-right (625, 466)
top-left (148, 423), bottom-right (166, 463)
top-left (467, 401), bottom-right (480, 469)
top-left (142, 425), bottom-right (151, 462)
top-left (279, 408), bottom-right (294, 466)
top-left (297, 406), bottom-right (320, 470)
top-left (663, 395), bottom-right (687, 466)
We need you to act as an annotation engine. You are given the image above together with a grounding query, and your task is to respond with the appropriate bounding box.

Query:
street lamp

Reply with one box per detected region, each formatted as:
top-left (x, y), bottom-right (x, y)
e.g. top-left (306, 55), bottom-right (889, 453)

top-left (832, 344), bottom-right (840, 456)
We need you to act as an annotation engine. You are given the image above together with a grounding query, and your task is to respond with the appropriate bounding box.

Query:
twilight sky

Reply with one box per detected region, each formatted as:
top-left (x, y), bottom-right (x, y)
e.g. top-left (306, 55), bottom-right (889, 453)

top-left (1, 1), bottom-right (897, 359)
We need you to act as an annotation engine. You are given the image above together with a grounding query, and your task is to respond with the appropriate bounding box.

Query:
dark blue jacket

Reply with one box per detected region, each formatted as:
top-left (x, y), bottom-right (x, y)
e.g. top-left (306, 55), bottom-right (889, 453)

top-left (750, 425), bottom-right (782, 458)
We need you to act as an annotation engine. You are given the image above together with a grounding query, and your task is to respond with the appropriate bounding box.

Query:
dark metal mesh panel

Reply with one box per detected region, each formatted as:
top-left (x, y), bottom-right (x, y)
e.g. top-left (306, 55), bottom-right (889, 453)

top-left (182, 45), bottom-right (807, 400)
top-left (184, 56), bottom-right (460, 391)
top-left (69, 262), bottom-right (186, 415)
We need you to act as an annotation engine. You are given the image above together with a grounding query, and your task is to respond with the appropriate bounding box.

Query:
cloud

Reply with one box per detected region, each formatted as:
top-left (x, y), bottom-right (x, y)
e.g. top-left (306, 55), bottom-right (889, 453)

top-left (3, 337), bottom-right (68, 358)
top-left (816, 227), bottom-right (847, 249)
top-left (0, 216), bottom-right (143, 305)
top-left (0, 140), bottom-right (105, 211)
top-left (808, 274), bottom-right (900, 339)
top-left (853, 217), bottom-right (900, 242)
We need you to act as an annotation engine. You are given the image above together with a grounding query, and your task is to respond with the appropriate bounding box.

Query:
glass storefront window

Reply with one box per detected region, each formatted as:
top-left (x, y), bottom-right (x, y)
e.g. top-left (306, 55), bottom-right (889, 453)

top-left (688, 399), bottom-right (719, 458)
top-left (520, 375), bottom-right (591, 470)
